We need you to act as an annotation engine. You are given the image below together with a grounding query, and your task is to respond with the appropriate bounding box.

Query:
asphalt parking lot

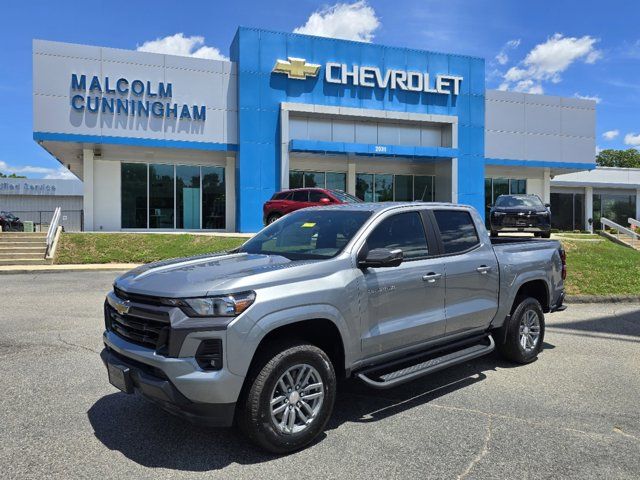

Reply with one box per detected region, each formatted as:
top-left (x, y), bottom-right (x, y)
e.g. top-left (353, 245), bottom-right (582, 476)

top-left (0, 271), bottom-right (639, 479)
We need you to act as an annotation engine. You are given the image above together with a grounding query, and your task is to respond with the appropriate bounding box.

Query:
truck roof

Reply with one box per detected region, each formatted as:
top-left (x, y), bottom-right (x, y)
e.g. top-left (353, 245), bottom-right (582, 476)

top-left (310, 201), bottom-right (466, 212)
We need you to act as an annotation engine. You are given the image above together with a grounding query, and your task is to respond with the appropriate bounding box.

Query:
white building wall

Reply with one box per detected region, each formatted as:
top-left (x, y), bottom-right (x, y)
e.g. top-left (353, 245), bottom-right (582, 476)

top-left (33, 40), bottom-right (237, 145)
top-left (485, 90), bottom-right (596, 166)
top-left (93, 160), bottom-right (121, 231)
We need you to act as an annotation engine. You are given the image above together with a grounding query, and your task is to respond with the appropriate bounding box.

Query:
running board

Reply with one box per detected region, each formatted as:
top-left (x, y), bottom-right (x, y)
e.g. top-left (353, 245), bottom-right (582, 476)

top-left (357, 336), bottom-right (495, 389)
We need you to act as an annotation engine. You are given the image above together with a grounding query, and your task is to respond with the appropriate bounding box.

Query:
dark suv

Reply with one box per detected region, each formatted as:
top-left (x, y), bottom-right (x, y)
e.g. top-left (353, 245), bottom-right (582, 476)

top-left (489, 194), bottom-right (551, 238)
top-left (263, 188), bottom-right (361, 225)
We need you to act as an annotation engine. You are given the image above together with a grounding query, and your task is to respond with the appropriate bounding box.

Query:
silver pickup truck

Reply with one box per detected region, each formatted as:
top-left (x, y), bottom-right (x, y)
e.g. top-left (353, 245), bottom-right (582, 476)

top-left (101, 202), bottom-right (566, 453)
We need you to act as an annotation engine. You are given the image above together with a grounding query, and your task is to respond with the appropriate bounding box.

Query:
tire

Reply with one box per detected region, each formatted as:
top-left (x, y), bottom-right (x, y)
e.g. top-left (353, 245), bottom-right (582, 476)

top-left (540, 231), bottom-right (551, 238)
top-left (490, 230), bottom-right (498, 237)
top-left (495, 297), bottom-right (545, 364)
top-left (267, 213), bottom-right (281, 225)
top-left (237, 342), bottom-right (336, 454)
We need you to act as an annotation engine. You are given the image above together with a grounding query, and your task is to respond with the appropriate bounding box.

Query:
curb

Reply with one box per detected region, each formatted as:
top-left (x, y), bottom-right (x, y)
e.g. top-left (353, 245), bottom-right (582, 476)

top-left (565, 295), bottom-right (640, 304)
top-left (0, 264), bottom-right (140, 275)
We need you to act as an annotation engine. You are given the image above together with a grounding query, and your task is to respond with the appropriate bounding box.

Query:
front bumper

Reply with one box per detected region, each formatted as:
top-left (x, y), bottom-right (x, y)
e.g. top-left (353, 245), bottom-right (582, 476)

top-left (101, 346), bottom-right (236, 427)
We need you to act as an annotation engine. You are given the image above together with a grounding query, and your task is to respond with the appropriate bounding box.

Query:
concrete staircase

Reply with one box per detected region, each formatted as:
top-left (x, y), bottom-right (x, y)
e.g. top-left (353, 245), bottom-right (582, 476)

top-left (0, 232), bottom-right (52, 266)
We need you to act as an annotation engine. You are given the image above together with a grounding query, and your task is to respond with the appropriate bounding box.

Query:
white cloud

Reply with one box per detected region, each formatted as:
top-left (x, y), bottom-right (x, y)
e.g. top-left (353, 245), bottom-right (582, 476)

top-left (136, 33), bottom-right (228, 61)
top-left (602, 130), bottom-right (619, 140)
top-left (500, 33), bottom-right (601, 94)
top-left (495, 39), bottom-right (520, 65)
top-left (0, 161), bottom-right (76, 180)
top-left (624, 132), bottom-right (640, 146)
top-left (574, 93), bottom-right (601, 103)
top-left (293, 1), bottom-right (380, 43)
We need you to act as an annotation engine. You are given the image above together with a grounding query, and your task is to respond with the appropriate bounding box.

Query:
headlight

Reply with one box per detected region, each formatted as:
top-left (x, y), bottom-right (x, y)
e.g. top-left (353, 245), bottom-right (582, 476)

top-left (179, 291), bottom-right (256, 317)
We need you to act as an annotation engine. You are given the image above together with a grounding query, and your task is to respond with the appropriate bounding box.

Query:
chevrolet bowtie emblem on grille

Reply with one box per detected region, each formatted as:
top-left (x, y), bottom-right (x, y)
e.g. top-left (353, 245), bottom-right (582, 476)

top-left (109, 295), bottom-right (131, 315)
top-left (272, 57), bottom-right (321, 80)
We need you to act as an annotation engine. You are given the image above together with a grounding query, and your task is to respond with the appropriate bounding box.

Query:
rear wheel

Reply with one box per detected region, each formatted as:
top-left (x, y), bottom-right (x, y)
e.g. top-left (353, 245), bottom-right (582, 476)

top-left (490, 230), bottom-right (498, 237)
top-left (267, 213), bottom-right (282, 225)
top-left (540, 231), bottom-right (551, 238)
top-left (237, 342), bottom-right (336, 454)
top-left (495, 297), bottom-right (545, 364)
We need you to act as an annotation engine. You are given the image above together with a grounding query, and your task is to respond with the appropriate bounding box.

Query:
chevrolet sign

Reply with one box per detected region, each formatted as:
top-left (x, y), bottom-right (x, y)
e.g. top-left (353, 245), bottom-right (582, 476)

top-left (326, 63), bottom-right (463, 95)
top-left (272, 58), bottom-right (463, 96)
top-left (272, 57), bottom-right (321, 80)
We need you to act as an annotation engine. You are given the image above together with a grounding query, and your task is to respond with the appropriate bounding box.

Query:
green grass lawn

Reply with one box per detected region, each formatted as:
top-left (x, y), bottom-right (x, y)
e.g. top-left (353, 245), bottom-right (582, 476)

top-left (55, 233), bottom-right (247, 265)
top-left (556, 234), bottom-right (640, 296)
top-left (55, 232), bottom-right (639, 297)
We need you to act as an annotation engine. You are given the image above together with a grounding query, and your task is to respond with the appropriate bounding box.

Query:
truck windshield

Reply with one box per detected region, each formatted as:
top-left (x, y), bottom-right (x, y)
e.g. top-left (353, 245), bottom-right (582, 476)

top-left (495, 195), bottom-right (543, 208)
top-left (239, 210), bottom-right (372, 260)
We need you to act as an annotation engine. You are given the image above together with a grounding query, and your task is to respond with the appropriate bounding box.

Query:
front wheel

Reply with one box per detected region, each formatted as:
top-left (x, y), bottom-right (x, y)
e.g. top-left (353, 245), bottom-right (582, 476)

top-left (237, 343), bottom-right (336, 454)
top-left (495, 297), bottom-right (545, 364)
top-left (540, 231), bottom-right (551, 238)
top-left (267, 213), bottom-right (281, 225)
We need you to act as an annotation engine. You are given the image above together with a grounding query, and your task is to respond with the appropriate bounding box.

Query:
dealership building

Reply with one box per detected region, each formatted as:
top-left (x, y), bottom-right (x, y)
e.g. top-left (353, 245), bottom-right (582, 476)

top-left (32, 28), bottom-right (597, 233)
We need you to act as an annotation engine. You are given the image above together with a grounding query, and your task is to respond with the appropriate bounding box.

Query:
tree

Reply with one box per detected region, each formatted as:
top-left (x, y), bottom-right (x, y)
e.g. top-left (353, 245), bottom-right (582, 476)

top-left (596, 148), bottom-right (640, 168)
top-left (0, 172), bottom-right (26, 178)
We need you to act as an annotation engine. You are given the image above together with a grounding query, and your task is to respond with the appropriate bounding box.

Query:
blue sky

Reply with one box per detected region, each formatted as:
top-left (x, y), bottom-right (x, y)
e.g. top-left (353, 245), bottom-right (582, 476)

top-left (1, 0), bottom-right (639, 178)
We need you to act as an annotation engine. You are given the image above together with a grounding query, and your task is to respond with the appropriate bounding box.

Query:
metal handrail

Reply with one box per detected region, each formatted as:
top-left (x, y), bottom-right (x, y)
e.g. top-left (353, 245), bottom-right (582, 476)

top-left (45, 206), bottom-right (62, 255)
top-left (601, 217), bottom-right (640, 248)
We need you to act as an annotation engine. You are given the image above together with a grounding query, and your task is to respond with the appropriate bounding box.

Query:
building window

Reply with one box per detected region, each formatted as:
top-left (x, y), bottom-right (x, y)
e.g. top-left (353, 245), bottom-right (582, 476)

top-left (593, 194), bottom-right (636, 228)
top-left (202, 166), bottom-right (226, 229)
top-left (121, 163), bottom-right (148, 228)
top-left (176, 165), bottom-right (200, 229)
top-left (121, 163), bottom-right (225, 230)
top-left (149, 164), bottom-right (175, 229)
top-left (289, 170), bottom-right (346, 191)
top-left (356, 173), bottom-right (435, 202)
top-left (550, 193), bottom-right (585, 231)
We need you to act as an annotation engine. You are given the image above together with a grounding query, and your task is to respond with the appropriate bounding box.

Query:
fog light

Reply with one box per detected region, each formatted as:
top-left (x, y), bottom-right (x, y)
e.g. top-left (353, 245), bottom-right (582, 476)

top-left (195, 339), bottom-right (223, 371)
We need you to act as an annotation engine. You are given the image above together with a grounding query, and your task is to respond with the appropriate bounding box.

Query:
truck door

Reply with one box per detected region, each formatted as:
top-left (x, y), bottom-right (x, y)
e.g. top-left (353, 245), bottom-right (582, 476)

top-left (359, 211), bottom-right (447, 357)
top-left (431, 209), bottom-right (499, 334)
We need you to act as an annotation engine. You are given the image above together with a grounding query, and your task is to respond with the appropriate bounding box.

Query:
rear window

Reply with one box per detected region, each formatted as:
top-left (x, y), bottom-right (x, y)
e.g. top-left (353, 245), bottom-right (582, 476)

top-left (433, 210), bottom-right (480, 254)
top-left (292, 190), bottom-right (309, 202)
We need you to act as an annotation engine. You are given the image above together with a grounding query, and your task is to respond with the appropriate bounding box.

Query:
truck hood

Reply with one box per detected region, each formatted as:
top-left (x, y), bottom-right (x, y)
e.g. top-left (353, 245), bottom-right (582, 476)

top-left (114, 252), bottom-right (306, 298)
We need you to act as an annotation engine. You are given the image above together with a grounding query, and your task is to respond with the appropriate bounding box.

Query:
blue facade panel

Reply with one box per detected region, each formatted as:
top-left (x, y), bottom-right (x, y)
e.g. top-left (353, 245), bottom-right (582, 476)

top-left (232, 27), bottom-right (486, 232)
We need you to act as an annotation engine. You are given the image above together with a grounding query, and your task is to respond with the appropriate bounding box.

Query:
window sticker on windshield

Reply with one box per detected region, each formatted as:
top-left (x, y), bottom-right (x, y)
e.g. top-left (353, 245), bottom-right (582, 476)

top-left (301, 222), bottom-right (316, 228)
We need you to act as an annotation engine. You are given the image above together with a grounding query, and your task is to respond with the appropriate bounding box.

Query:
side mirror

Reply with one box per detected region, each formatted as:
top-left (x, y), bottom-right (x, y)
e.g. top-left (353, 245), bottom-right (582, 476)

top-left (544, 203), bottom-right (551, 208)
top-left (358, 248), bottom-right (403, 268)
top-left (319, 197), bottom-right (331, 204)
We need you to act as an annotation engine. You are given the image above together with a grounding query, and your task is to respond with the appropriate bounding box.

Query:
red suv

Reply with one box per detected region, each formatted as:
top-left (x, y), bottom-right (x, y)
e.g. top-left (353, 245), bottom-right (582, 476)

top-left (263, 188), bottom-right (362, 225)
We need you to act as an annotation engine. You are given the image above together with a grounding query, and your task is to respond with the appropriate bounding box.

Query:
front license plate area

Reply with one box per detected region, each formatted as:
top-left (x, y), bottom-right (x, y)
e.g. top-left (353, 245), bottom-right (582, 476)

top-left (108, 363), bottom-right (134, 394)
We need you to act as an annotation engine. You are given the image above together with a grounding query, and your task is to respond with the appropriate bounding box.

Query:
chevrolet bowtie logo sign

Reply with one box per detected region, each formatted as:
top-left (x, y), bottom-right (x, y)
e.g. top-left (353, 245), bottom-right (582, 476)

top-left (272, 57), bottom-right (321, 80)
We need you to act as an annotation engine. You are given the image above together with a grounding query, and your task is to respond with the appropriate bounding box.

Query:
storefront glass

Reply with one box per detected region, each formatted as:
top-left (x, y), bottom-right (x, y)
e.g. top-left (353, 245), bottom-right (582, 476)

top-left (414, 176), bottom-right (434, 202)
top-left (176, 165), bottom-right (201, 229)
top-left (356, 173), bottom-right (374, 202)
top-left (289, 170), bottom-right (347, 191)
top-left (326, 172), bottom-right (346, 191)
top-left (593, 194), bottom-right (636, 228)
top-left (149, 164), bottom-right (175, 229)
top-left (394, 175), bottom-right (413, 201)
top-left (374, 174), bottom-right (393, 202)
top-left (121, 162), bottom-right (225, 230)
top-left (121, 163), bottom-right (147, 228)
top-left (202, 166), bottom-right (226, 229)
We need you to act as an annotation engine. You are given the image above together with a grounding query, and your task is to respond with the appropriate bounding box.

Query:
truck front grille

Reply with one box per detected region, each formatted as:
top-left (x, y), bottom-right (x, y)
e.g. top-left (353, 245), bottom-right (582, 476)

top-left (105, 291), bottom-right (171, 351)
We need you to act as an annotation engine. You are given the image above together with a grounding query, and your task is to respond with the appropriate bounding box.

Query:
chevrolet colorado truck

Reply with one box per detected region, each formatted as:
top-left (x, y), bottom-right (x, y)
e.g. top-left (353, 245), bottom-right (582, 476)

top-left (101, 202), bottom-right (566, 453)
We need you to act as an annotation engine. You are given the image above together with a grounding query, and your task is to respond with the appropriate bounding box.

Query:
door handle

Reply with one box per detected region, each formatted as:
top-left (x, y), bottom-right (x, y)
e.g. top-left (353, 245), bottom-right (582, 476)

top-left (476, 265), bottom-right (492, 274)
top-left (422, 272), bottom-right (442, 283)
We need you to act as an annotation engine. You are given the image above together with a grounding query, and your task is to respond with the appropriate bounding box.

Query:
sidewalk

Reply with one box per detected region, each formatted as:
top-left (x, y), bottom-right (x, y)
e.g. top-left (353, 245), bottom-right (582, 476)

top-left (0, 263), bottom-right (141, 274)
